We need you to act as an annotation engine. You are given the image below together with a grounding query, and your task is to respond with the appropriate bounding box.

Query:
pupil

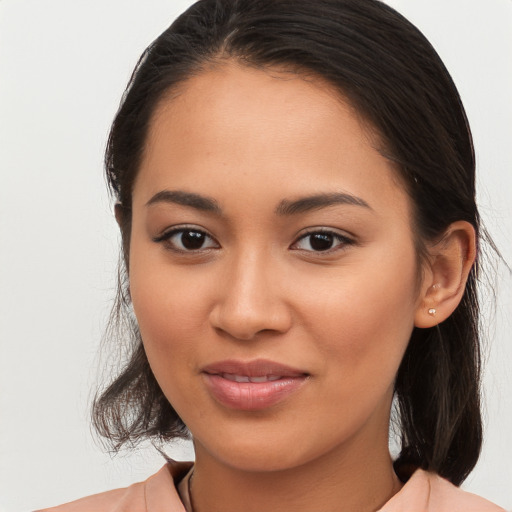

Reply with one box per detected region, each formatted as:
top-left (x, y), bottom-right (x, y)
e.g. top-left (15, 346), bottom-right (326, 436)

top-left (310, 233), bottom-right (333, 251)
top-left (181, 231), bottom-right (205, 250)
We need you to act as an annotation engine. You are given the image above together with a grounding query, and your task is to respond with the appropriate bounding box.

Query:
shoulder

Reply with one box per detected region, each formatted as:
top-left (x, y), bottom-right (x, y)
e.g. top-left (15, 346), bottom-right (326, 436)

top-left (35, 460), bottom-right (193, 512)
top-left (380, 469), bottom-right (506, 512)
top-left (427, 473), bottom-right (506, 512)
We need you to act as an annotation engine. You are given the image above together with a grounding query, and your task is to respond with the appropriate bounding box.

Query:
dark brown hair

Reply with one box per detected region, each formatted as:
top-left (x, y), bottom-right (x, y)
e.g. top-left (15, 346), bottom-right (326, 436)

top-left (93, 0), bottom-right (482, 486)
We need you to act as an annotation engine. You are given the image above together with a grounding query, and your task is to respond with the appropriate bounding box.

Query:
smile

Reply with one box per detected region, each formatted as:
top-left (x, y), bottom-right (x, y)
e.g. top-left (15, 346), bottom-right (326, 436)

top-left (221, 374), bottom-right (283, 383)
top-left (201, 359), bottom-right (309, 411)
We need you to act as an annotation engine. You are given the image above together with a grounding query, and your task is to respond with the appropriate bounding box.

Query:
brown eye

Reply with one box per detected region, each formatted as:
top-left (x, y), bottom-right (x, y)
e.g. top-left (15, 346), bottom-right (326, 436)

top-left (180, 230), bottom-right (208, 250)
top-left (309, 233), bottom-right (335, 251)
top-left (154, 227), bottom-right (219, 252)
top-left (291, 230), bottom-right (354, 253)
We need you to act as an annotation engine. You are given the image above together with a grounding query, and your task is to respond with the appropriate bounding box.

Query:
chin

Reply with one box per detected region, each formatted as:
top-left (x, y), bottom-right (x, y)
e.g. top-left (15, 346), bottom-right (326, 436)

top-left (193, 424), bottom-right (352, 475)
top-left (192, 431), bottom-right (309, 473)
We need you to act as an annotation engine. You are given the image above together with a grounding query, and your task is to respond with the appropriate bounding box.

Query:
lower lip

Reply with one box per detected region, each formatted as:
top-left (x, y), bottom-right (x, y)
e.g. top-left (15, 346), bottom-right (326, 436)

top-left (202, 374), bottom-right (307, 411)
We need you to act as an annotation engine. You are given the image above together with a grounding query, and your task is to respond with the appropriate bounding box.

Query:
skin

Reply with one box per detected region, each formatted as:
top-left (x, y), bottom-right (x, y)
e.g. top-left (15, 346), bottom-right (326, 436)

top-left (127, 61), bottom-right (475, 512)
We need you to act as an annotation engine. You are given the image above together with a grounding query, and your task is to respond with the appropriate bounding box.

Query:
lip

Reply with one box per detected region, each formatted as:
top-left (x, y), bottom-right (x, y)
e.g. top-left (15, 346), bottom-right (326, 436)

top-left (201, 359), bottom-right (309, 411)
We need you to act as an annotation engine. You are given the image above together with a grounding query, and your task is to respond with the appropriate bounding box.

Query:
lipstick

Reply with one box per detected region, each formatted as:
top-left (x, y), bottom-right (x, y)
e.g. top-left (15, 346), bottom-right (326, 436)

top-left (201, 359), bottom-right (309, 410)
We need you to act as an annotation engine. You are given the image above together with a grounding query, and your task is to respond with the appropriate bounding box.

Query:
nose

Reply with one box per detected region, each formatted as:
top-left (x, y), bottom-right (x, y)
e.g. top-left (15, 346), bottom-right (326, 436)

top-left (208, 252), bottom-right (293, 341)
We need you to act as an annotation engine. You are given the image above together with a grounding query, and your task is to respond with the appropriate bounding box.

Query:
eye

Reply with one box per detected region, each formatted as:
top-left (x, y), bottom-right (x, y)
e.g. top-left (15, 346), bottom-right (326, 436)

top-left (291, 230), bottom-right (354, 252)
top-left (153, 227), bottom-right (219, 252)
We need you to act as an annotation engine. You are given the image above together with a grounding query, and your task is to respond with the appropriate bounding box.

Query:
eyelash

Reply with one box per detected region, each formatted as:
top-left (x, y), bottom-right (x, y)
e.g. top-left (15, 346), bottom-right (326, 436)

top-left (153, 226), bottom-right (355, 254)
top-left (291, 229), bottom-right (355, 253)
top-left (153, 226), bottom-right (219, 253)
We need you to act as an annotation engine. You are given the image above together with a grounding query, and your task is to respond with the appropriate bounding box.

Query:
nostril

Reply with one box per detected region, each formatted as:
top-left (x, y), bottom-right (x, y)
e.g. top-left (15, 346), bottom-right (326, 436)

top-left (212, 324), bottom-right (264, 342)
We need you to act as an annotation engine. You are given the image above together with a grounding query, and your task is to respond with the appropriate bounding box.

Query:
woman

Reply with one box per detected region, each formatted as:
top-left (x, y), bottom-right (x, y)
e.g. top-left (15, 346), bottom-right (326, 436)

top-left (38, 0), bottom-right (506, 510)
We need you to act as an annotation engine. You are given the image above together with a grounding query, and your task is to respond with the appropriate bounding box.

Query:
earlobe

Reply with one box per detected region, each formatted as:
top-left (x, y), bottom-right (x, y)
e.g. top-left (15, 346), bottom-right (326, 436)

top-left (414, 221), bottom-right (476, 328)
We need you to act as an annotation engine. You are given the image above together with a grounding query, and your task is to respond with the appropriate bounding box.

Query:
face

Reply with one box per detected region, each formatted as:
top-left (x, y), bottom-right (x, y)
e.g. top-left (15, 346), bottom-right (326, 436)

top-left (129, 62), bottom-right (424, 472)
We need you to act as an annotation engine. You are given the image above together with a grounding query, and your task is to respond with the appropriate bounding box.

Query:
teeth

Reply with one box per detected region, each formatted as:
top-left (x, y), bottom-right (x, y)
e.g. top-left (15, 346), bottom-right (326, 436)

top-left (249, 376), bottom-right (269, 383)
top-left (222, 373), bottom-right (282, 383)
top-left (222, 374), bottom-right (250, 383)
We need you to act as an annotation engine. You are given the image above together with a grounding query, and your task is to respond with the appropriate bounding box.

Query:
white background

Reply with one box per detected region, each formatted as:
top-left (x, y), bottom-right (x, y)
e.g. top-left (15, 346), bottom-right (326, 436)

top-left (0, 1), bottom-right (510, 510)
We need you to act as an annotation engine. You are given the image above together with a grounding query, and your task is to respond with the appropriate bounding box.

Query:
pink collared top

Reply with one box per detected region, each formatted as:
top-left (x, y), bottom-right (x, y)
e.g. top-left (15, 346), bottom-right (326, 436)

top-left (36, 460), bottom-right (506, 512)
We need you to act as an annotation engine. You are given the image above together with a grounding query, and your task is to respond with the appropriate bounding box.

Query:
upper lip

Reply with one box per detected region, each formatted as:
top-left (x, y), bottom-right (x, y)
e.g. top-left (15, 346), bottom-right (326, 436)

top-left (201, 359), bottom-right (309, 378)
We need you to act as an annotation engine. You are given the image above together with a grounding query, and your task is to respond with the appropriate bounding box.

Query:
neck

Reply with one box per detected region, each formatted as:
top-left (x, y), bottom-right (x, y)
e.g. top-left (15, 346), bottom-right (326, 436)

top-left (189, 432), bottom-right (401, 512)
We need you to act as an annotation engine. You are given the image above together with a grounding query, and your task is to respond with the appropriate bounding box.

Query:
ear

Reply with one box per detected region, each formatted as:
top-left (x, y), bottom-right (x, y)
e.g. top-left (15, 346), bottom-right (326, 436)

top-left (414, 221), bottom-right (476, 328)
top-left (114, 202), bottom-right (124, 227)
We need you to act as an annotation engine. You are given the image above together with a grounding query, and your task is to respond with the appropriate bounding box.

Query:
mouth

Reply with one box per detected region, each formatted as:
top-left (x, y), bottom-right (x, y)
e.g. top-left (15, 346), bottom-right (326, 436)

top-left (219, 373), bottom-right (283, 383)
top-left (201, 359), bottom-right (309, 411)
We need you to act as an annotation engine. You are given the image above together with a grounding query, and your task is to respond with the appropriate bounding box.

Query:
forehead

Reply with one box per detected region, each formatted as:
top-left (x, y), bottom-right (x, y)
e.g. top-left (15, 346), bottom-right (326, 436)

top-left (149, 62), bottom-right (371, 147)
top-left (134, 61), bottom-right (410, 222)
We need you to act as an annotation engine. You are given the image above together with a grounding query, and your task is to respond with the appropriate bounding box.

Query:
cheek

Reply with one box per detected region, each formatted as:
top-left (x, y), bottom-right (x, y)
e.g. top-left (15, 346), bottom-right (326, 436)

top-left (129, 250), bottom-right (213, 372)
top-left (300, 250), bottom-right (419, 387)
top-left (129, 264), bottom-right (214, 421)
top-left (134, 288), bottom-right (202, 340)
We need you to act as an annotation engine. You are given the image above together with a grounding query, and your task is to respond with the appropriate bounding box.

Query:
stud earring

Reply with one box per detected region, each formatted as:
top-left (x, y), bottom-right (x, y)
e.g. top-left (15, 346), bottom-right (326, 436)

top-left (428, 308), bottom-right (436, 316)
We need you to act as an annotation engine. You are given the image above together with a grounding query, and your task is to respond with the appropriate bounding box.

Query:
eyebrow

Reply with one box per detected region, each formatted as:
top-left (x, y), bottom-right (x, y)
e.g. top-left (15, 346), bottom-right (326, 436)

top-left (145, 189), bottom-right (371, 216)
top-left (275, 192), bottom-right (372, 215)
top-left (146, 190), bottom-right (221, 214)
